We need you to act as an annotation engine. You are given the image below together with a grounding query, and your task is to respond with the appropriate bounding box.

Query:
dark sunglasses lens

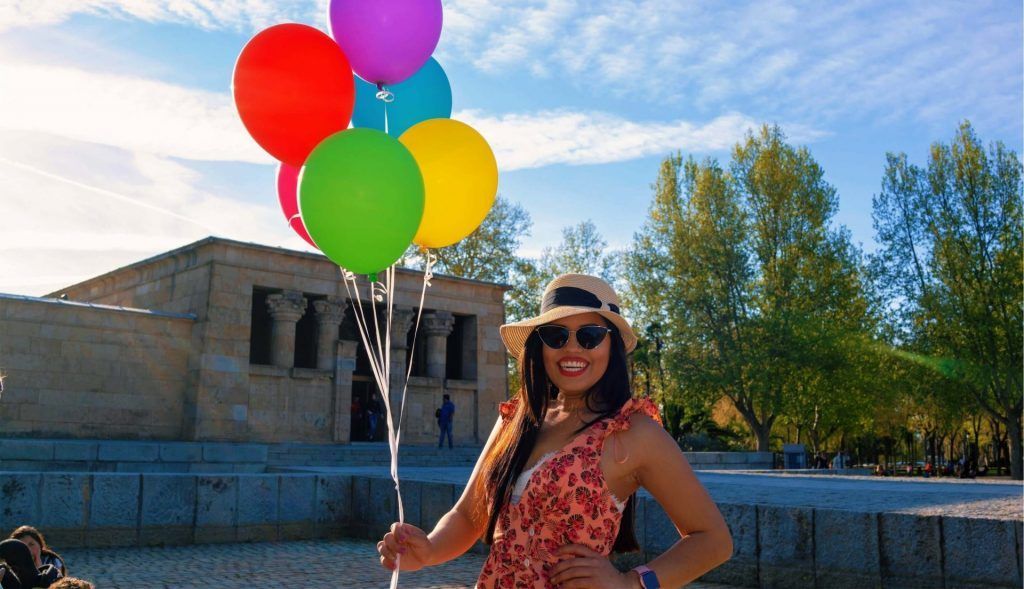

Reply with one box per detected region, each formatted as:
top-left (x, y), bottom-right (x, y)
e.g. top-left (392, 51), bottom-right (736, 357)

top-left (536, 326), bottom-right (570, 349)
top-left (576, 326), bottom-right (609, 349)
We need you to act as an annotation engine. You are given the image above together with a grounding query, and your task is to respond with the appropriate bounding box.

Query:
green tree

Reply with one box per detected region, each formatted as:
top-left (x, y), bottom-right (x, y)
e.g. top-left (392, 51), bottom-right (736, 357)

top-left (871, 121), bottom-right (1023, 479)
top-left (629, 125), bottom-right (875, 451)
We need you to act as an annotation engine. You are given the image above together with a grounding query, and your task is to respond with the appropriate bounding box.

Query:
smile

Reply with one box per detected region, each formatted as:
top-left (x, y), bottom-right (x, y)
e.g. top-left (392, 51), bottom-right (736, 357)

top-left (557, 358), bottom-right (589, 377)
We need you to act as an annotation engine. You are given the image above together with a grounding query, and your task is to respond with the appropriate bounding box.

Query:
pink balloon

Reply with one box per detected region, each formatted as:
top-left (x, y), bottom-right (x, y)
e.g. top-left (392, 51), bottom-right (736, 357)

top-left (276, 163), bottom-right (317, 248)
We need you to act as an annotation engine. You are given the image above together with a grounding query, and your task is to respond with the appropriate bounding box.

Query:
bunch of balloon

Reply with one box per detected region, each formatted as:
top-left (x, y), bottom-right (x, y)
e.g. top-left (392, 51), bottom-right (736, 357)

top-left (232, 2), bottom-right (498, 586)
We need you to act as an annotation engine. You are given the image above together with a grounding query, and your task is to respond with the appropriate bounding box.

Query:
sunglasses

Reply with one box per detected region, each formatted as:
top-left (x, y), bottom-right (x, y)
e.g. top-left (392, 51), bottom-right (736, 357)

top-left (534, 324), bottom-right (612, 350)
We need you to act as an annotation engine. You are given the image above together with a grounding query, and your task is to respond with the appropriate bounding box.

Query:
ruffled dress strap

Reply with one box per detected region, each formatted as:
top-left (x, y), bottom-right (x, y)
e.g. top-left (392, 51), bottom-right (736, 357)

top-left (602, 396), bottom-right (662, 463)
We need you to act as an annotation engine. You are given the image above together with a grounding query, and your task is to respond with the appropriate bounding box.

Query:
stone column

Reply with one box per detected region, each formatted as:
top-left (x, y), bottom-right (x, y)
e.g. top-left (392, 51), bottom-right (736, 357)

top-left (333, 340), bottom-right (359, 442)
top-left (386, 307), bottom-right (416, 407)
top-left (313, 297), bottom-right (346, 371)
top-left (266, 291), bottom-right (306, 368)
top-left (422, 311), bottom-right (454, 379)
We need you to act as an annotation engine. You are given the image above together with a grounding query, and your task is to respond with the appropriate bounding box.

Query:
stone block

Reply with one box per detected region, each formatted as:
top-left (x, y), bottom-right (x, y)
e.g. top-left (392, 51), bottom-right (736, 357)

top-left (942, 516), bottom-right (1020, 589)
top-left (141, 474), bottom-right (195, 526)
top-left (0, 439), bottom-right (53, 461)
top-left (815, 508), bottom-right (881, 589)
top-left (399, 480), bottom-right (424, 530)
top-left (757, 505), bottom-right (815, 589)
top-left (278, 475), bottom-right (315, 523)
top-left (878, 512), bottom-right (943, 589)
top-left (0, 473), bottom-right (41, 530)
top-left (43, 529), bottom-right (84, 549)
top-left (40, 474), bottom-right (89, 529)
top-left (98, 442), bottom-right (159, 462)
top-left (203, 443), bottom-right (268, 464)
top-left (643, 496), bottom-right (679, 554)
top-left (54, 442), bottom-right (98, 462)
top-left (279, 521), bottom-right (313, 541)
top-left (237, 524), bottom-right (278, 543)
top-left (194, 525), bottom-right (237, 544)
top-left (140, 526), bottom-right (191, 547)
top-left (87, 528), bottom-right (137, 548)
top-left (699, 502), bottom-right (758, 587)
top-left (315, 474), bottom-right (353, 535)
top-left (369, 476), bottom-right (399, 534)
top-left (238, 476), bottom-right (278, 526)
top-left (420, 482), bottom-right (454, 531)
top-left (90, 474), bottom-right (140, 528)
top-left (159, 443), bottom-right (203, 463)
top-left (196, 475), bottom-right (237, 527)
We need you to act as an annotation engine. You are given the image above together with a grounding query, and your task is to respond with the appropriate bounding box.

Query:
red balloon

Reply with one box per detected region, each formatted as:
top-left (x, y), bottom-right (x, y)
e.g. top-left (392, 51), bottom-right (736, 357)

top-left (276, 163), bottom-right (317, 248)
top-left (233, 24), bottom-right (355, 166)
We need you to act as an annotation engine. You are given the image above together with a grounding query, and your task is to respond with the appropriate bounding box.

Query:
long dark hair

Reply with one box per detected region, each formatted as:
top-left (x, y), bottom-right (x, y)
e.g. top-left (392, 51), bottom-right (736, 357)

top-left (476, 321), bottom-right (641, 552)
top-left (9, 525), bottom-right (66, 575)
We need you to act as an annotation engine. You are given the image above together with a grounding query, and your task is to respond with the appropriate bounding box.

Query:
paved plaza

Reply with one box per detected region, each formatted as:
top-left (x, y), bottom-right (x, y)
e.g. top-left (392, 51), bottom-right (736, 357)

top-left (61, 539), bottom-right (737, 588)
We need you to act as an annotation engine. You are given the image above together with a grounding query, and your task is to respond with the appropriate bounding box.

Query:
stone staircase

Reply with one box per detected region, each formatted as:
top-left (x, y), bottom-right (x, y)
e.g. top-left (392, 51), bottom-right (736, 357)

top-left (266, 442), bottom-right (483, 469)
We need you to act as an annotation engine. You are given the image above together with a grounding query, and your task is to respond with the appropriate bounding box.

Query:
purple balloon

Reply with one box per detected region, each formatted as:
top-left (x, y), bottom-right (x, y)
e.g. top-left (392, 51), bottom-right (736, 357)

top-left (329, 0), bottom-right (443, 86)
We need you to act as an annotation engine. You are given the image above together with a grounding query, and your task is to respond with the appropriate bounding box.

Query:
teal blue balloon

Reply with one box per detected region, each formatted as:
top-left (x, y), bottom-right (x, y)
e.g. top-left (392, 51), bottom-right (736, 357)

top-left (299, 128), bottom-right (424, 274)
top-left (352, 57), bottom-right (452, 138)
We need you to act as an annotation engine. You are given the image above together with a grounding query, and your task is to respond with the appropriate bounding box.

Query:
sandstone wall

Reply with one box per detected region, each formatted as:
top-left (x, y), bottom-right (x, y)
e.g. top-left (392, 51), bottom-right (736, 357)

top-left (0, 294), bottom-right (193, 439)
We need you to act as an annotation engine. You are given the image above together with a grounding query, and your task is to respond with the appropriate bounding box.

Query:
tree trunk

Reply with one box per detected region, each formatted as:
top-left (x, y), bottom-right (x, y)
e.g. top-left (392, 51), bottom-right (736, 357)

top-left (1008, 416), bottom-right (1022, 481)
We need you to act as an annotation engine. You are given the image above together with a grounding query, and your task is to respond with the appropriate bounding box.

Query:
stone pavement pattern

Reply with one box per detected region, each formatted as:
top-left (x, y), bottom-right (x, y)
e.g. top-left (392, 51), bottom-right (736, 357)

top-left (61, 539), bottom-right (737, 588)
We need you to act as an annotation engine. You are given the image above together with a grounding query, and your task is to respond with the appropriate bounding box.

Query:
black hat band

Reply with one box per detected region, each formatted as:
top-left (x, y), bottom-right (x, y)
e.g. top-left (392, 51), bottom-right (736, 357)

top-left (541, 286), bottom-right (620, 315)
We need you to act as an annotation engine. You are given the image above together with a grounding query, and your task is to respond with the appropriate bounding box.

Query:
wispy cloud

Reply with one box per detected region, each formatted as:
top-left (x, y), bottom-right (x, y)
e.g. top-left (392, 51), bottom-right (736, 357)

top-left (0, 133), bottom-right (299, 296)
top-left (0, 60), bottom-right (272, 164)
top-left (440, 0), bottom-right (1023, 130)
top-left (0, 0), bottom-right (323, 32)
top-left (457, 109), bottom-right (824, 170)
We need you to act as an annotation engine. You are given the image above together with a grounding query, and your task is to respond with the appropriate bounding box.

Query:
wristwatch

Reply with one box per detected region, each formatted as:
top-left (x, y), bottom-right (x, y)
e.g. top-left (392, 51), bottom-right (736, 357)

top-left (632, 565), bottom-right (660, 589)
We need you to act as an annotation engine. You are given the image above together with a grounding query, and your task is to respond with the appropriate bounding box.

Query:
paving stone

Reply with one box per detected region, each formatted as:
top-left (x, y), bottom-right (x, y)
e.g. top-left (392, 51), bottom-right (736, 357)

top-left (278, 475), bottom-right (315, 523)
top-left (90, 474), bottom-right (139, 528)
top-left (203, 443), bottom-right (268, 464)
top-left (942, 516), bottom-right (1019, 588)
top-left (0, 473), bottom-right (41, 529)
top-left (141, 474), bottom-right (195, 526)
top-left (40, 473), bottom-right (89, 529)
top-left (315, 474), bottom-right (352, 534)
top-left (98, 442), bottom-right (159, 462)
top-left (58, 538), bottom-right (737, 589)
top-left (700, 502), bottom-right (758, 588)
top-left (196, 475), bottom-right (237, 527)
top-left (814, 508), bottom-right (881, 588)
top-left (159, 443), bottom-right (202, 463)
top-left (757, 505), bottom-right (815, 589)
top-left (237, 475), bottom-right (278, 526)
top-left (878, 512), bottom-right (943, 589)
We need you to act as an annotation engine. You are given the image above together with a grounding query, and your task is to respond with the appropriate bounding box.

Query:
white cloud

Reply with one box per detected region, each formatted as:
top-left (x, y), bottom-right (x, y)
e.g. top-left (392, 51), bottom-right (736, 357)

top-left (456, 109), bottom-right (825, 171)
top-left (0, 133), bottom-right (306, 296)
top-left (440, 0), bottom-right (1023, 130)
top-left (0, 0), bottom-right (320, 32)
top-left (0, 60), bottom-right (272, 164)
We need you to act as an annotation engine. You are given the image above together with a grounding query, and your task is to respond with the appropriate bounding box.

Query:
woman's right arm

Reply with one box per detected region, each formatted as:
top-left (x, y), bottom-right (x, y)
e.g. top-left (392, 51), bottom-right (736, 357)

top-left (379, 412), bottom-right (505, 570)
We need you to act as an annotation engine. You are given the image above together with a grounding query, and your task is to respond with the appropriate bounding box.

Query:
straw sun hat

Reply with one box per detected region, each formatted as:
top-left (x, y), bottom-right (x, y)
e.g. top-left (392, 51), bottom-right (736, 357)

top-left (499, 273), bottom-right (638, 359)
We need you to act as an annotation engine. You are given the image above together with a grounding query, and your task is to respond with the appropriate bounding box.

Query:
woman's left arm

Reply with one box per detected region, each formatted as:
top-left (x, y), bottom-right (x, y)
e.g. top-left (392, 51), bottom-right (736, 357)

top-left (622, 414), bottom-right (734, 587)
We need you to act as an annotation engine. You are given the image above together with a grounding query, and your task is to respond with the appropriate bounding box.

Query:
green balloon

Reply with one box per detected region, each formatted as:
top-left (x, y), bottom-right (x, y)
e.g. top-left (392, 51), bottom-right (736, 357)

top-left (299, 128), bottom-right (424, 274)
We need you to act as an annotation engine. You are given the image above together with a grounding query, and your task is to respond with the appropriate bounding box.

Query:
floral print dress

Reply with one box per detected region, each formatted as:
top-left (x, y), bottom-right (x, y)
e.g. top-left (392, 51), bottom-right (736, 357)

top-left (475, 396), bottom-right (662, 588)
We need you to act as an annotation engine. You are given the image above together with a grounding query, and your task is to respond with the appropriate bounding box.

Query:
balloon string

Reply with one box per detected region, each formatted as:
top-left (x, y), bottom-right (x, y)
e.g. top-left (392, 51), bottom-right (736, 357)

top-left (376, 83), bottom-right (394, 135)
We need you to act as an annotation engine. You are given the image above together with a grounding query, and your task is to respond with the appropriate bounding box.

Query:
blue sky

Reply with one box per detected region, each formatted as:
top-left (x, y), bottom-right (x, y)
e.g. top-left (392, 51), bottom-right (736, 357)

top-left (0, 1), bottom-right (1020, 295)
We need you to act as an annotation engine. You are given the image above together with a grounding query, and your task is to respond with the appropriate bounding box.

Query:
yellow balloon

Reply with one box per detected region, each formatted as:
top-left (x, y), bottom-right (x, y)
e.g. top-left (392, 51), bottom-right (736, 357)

top-left (399, 118), bottom-right (498, 249)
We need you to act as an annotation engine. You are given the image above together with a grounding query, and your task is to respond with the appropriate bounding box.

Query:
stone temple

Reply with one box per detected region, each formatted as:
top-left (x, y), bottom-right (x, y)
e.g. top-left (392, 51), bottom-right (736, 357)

top-left (0, 236), bottom-right (508, 446)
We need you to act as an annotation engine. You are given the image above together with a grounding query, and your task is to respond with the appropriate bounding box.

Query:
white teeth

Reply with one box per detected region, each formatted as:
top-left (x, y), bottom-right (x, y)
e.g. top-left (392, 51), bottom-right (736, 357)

top-left (560, 361), bottom-right (587, 370)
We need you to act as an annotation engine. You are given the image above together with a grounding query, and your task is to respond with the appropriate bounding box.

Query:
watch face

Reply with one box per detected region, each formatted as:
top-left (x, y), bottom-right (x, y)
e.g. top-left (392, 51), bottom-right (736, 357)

top-left (641, 570), bottom-right (660, 589)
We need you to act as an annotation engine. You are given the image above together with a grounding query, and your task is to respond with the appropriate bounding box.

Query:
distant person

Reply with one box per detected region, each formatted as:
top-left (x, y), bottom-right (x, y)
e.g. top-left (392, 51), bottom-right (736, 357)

top-left (830, 451), bottom-right (845, 470)
top-left (366, 394), bottom-right (382, 441)
top-left (924, 461), bottom-right (934, 478)
top-left (436, 394), bottom-right (455, 449)
top-left (8, 526), bottom-right (65, 577)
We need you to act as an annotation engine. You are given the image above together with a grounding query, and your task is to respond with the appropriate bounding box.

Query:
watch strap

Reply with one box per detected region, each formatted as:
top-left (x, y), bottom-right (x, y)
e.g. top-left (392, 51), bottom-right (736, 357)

top-left (632, 565), bottom-right (660, 589)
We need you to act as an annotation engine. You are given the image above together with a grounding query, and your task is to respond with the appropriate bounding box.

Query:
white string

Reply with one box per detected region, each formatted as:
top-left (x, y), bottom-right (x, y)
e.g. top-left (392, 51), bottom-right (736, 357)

top-left (339, 254), bottom-right (434, 589)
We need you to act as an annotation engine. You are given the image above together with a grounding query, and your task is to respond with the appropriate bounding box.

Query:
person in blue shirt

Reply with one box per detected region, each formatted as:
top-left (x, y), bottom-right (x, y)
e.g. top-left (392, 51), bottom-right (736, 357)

top-left (437, 394), bottom-right (455, 449)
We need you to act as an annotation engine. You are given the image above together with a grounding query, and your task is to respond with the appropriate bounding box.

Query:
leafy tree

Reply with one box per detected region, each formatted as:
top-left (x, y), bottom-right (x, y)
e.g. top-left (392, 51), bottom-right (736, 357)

top-left (871, 121), bottom-right (1023, 479)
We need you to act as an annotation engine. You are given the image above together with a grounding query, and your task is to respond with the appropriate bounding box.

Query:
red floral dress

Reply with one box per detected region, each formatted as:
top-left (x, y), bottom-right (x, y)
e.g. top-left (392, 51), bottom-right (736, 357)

top-left (475, 396), bottom-right (662, 588)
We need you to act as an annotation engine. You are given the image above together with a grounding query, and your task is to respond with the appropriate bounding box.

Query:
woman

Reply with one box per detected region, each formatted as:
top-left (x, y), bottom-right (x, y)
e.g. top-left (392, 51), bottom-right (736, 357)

top-left (7, 527), bottom-right (65, 577)
top-left (378, 274), bottom-right (733, 587)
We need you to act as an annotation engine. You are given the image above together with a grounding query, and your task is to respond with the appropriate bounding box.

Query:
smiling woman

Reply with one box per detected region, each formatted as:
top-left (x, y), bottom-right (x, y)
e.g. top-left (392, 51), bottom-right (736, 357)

top-left (376, 273), bottom-right (734, 588)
